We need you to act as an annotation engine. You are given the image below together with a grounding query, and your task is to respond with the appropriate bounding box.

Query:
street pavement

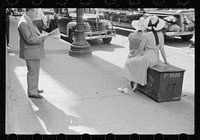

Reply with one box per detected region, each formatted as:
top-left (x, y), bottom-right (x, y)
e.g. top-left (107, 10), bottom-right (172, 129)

top-left (6, 16), bottom-right (194, 134)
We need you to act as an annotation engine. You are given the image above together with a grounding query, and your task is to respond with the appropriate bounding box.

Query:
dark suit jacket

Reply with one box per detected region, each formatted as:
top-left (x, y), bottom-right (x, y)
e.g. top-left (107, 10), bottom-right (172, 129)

top-left (17, 14), bottom-right (45, 60)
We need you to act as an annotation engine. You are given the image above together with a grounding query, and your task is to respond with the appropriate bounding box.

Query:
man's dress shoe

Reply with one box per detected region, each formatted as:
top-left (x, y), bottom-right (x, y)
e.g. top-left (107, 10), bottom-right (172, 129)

top-left (37, 89), bottom-right (44, 93)
top-left (28, 94), bottom-right (43, 99)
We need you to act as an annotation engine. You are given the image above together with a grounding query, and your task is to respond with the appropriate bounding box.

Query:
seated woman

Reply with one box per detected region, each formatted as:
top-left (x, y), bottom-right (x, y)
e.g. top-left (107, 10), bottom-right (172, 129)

top-left (118, 15), bottom-right (170, 94)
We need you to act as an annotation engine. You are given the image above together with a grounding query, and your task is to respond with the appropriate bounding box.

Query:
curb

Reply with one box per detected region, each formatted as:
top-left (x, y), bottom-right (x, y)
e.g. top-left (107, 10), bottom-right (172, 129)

top-left (6, 47), bottom-right (14, 134)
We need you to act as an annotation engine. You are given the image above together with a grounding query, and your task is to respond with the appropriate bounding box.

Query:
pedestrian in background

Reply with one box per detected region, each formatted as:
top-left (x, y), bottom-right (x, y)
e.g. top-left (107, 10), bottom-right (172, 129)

top-left (32, 8), bottom-right (47, 33)
top-left (118, 15), bottom-right (170, 94)
top-left (6, 8), bottom-right (11, 48)
top-left (17, 8), bottom-right (49, 98)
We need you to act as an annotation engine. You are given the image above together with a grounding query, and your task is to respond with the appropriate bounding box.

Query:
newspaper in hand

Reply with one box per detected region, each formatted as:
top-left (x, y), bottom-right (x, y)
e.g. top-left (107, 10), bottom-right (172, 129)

top-left (48, 28), bottom-right (61, 39)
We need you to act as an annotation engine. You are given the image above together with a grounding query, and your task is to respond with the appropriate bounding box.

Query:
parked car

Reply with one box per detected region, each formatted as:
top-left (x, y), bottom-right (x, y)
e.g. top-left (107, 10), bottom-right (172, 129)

top-left (48, 8), bottom-right (116, 44)
top-left (43, 8), bottom-right (57, 32)
top-left (144, 9), bottom-right (195, 41)
top-left (98, 8), bottom-right (144, 29)
top-left (10, 8), bottom-right (25, 16)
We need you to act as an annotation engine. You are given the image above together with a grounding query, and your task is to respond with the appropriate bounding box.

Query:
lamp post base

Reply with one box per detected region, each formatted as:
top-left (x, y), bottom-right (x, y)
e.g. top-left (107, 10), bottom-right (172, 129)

top-left (69, 44), bottom-right (92, 58)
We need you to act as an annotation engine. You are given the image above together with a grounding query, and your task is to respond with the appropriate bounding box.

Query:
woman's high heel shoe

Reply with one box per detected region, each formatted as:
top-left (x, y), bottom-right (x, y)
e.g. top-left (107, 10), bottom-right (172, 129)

top-left (117, 87), bottom-right (129, 94)
top-left (132, 83), bottom-right (138, 92)
top-left (117, 87), bottom-right (125, 93)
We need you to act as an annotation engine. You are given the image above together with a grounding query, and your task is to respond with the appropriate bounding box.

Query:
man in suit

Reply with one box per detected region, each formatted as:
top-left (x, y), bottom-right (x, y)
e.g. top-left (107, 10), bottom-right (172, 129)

top-left (17, 8), bottom-right (49, 98)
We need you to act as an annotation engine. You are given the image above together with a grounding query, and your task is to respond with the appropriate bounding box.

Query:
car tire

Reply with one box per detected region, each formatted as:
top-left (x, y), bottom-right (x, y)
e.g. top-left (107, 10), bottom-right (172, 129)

top-left (181, 35), bottom-right (193, 41)
top-left (102, 38), bottom-right (112, 44)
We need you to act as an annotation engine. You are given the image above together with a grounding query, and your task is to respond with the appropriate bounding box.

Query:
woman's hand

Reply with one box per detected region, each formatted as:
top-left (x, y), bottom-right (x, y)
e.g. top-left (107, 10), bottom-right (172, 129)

top-left (128, 53), bottom-right (134, 58)
top-left (164, 61), bottom-right (170, 65)
top-left (130, 50), bottom-right (135, 54)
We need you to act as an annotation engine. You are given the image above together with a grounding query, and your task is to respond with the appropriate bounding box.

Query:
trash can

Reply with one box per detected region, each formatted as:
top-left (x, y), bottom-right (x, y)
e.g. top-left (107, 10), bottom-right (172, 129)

top-left (137, 63), bottom-right (185, 102)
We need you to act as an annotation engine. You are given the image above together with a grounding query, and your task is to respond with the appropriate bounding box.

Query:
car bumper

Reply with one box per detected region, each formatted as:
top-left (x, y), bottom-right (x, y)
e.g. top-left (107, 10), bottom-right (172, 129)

top-left (165, 31), bottom-right (194, 36)
top-left (85, 30), bottom-right (116, 40)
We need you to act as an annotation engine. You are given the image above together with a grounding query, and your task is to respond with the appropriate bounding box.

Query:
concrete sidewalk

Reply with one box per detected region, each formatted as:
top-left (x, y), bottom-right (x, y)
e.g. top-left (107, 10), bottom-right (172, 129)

top-left (6, 16), bottom-right (194, 134)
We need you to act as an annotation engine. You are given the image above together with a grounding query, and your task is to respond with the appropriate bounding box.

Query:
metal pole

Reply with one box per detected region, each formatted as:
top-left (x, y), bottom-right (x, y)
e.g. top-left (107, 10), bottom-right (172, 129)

top-left (69, 8), bottom-right (92, 57)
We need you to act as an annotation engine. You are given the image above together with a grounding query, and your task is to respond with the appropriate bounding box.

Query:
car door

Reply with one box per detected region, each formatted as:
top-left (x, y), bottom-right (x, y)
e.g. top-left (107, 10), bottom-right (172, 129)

top-left (60, 15), bottom-right (73, 34)
top-left (55, 9), bottom-right (73, 34)
top-left (55, 13), bottom-right (66, 34)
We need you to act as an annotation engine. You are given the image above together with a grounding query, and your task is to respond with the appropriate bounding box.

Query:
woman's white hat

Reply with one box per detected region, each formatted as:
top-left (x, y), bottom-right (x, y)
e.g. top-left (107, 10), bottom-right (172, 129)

top-left (131, 17), bottom-right (146, 31)
top-left (143, 15), bottom-right (166, 31)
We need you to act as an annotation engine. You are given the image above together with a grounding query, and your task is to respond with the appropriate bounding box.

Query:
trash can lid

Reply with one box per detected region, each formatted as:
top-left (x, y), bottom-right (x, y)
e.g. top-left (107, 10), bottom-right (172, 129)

top-left (150, 63), bottom-right (185, 73)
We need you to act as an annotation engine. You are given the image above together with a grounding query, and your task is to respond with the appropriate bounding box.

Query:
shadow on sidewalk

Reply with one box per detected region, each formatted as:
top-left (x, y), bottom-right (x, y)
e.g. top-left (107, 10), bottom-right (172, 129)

top-left (6, 51), bottom-right (82, 134)
top-left (30, 98), bottom-right (80, 134)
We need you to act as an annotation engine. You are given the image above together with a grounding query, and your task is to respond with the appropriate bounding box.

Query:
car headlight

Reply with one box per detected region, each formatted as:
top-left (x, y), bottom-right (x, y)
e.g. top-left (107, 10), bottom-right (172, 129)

top-left (107, 22), bottom-right (113, 29)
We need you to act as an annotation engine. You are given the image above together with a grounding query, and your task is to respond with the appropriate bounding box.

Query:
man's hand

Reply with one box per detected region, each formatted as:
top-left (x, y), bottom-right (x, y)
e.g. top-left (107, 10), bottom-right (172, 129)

top-left (40, 34), bottom-right (49, 40)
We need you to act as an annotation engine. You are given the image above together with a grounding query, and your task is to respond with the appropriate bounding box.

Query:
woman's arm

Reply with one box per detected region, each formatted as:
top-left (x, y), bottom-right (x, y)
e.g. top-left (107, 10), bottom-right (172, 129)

top-left (129, 42), bottom-right (134, 53)
top-left (128, 33), bottom-right (133, 52)
top-left (128, 33), bottom-right (135, 58)
top-left (131, 37), bottom-right (146, 57)
top-left (159, 33), bottom-right (170, 65)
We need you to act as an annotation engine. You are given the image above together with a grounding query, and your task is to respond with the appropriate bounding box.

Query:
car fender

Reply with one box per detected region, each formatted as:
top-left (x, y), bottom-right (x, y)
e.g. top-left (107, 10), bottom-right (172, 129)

top-left (66, 22), bottom-right (76, 37)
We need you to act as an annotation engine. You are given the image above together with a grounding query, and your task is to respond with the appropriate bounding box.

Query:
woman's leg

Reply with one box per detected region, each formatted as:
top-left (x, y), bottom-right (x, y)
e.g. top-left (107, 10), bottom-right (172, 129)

top-left (120, 77), bottom-right (130, 88)
top-left (117, 78), bottom-right (132, 93)
top-left (124, 78), bottom-right (130, 88)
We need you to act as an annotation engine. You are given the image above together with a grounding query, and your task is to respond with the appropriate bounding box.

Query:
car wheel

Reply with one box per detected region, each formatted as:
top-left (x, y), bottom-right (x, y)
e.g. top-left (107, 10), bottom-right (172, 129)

top-left (102, 38), bottom-right (112, 44)
top-left (69, 30), bottom-right (75, 43)
top-left (181, 35), bottom-right (193, 41)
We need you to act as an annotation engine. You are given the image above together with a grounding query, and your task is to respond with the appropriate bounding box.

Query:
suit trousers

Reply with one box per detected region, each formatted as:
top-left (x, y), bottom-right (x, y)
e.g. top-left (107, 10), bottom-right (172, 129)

top-left (26, 59), bottom-right (40, 95)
